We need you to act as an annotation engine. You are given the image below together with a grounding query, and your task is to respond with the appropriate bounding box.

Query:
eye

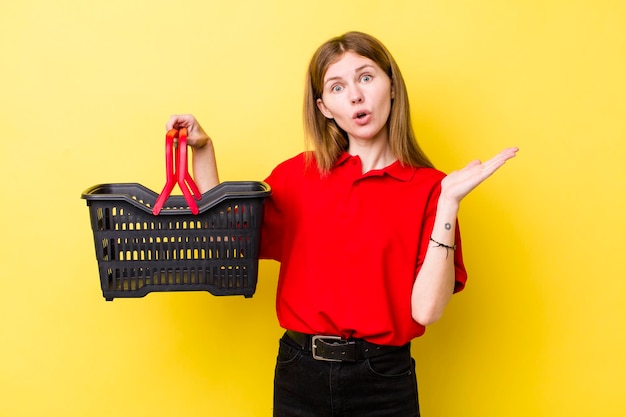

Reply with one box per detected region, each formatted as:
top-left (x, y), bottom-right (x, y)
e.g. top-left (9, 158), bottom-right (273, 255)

top-left (360, 74), bottom-right (373, 83)
top-left (331, 84), bottom-right (343, 93)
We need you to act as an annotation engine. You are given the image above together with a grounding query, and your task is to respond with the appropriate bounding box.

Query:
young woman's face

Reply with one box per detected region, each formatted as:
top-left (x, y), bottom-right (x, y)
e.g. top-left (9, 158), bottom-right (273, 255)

top-left (316, 51), bottom-right (394, 144)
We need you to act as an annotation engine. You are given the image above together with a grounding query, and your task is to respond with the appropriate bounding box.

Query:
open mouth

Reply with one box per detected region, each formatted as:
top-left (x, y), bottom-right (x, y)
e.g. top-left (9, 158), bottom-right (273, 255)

top-left (354, 111), bottom-right (369, 119)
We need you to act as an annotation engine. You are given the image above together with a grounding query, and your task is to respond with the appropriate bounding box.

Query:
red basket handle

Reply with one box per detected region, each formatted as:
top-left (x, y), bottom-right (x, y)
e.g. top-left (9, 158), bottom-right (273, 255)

top-left (152, 128), bottom-right (202, 215)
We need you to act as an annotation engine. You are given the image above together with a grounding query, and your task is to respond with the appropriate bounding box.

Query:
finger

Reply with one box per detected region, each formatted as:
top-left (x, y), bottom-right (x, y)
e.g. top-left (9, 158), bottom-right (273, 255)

top-left (482, 147), bottom-right (518, 170)
top-left (165, 115), bottom-right (181, 130)
top-left (463, 160), bottom-right (482, 170)
top-left (166, 114), bottom-right (194, 131)
top-left (496, 147), bottom-right (519, 161)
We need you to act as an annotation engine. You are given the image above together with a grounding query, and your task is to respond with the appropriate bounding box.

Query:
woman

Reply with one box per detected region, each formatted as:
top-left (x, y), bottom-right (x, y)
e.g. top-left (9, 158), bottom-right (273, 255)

top-left (167, 31), bottom-right (517, 417)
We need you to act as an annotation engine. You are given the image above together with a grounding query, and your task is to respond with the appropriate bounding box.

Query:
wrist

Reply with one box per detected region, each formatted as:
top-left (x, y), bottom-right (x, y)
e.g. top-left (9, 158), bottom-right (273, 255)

top-left (191, 136), bottom-right (213, 151)
top-left (436, 196), bottom-right (460, 217)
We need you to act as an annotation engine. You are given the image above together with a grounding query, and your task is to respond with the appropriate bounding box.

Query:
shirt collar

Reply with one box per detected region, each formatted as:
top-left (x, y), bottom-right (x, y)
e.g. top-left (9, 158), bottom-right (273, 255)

top-left (333, 152), bottom-right (416, 182)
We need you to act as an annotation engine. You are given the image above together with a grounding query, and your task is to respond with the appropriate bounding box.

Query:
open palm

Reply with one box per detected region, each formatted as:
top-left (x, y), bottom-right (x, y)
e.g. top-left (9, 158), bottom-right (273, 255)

top-left (441, 147), bottom-right (519, 202)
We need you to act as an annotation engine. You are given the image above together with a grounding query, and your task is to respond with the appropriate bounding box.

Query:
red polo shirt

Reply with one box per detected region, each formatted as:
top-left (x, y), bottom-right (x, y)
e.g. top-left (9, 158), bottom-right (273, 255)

top-left (260, 152), bottom-right (467, 346)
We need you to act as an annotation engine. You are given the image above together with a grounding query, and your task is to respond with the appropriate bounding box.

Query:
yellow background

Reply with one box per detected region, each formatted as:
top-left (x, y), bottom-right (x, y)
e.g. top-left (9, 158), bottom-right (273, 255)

top-left (1, 0), bottom-right (625, 416)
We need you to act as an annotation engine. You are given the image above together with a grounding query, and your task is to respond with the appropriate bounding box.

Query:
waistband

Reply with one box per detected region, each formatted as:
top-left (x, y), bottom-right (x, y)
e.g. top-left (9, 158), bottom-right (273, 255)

top-left (285, 330), bottom-right (407, 362)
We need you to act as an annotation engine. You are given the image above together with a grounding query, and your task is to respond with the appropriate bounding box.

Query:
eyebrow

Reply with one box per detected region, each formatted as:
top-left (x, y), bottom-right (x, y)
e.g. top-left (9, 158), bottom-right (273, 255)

top-left (324, 64), bottom-right (376, 85)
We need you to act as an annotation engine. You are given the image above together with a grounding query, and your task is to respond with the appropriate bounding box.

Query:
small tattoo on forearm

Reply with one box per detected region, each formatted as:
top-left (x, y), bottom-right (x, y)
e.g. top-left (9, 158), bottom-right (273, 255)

top-left (445, 223), bottom-right (452, 230)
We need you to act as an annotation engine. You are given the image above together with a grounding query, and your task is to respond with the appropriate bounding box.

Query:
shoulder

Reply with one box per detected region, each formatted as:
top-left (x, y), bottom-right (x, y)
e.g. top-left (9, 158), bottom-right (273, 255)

top-left (401, 166), bottom-right (447, 189)
top-left (414, 166), bottom-right (447, 181)
top-left (265, 152), bottom-right (318, 187)
top-left (401, 166), bottom-right (447, 203)
top-left (269, 151), bottom-right (319, 177)
top-left (272, 152), bottom-right (308, 170)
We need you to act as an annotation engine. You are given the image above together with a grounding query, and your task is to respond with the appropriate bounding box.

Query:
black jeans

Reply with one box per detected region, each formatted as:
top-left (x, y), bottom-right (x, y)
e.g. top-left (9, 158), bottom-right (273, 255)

top-left (273, 332), bottom-right (420, 417)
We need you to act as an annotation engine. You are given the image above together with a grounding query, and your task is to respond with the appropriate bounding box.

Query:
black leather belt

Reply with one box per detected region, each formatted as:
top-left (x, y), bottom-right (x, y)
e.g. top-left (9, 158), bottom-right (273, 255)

top-left (286, 330), bottom-right (405, 362)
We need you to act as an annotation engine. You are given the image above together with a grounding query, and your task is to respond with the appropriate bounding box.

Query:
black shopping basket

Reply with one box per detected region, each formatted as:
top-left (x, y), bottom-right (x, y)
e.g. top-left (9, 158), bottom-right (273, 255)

top-left (81, 128), bottom-right (271, 301)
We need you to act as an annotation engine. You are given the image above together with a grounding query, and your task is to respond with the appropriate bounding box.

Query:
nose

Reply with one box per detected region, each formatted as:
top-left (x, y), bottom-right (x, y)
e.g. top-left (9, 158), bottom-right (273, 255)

top-left (351, 86), bottom-right (363, 104)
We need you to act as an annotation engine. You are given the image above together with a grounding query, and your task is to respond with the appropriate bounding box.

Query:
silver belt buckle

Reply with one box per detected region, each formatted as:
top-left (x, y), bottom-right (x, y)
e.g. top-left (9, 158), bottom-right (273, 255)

top-left (311, 335), bottom-right (344, 362)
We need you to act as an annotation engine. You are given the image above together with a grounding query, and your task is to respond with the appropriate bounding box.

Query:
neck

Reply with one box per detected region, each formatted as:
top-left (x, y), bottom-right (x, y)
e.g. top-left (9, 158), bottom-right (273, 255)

top-left (348, 138), bottom-right (396, 173)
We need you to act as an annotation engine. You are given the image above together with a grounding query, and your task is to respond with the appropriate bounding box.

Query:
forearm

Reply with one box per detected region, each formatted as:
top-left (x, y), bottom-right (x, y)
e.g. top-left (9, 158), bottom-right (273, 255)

top-left (411, 197), bottom-right (459, 325)
top-left (410, 146), bottom-right (518, 326)
top-left (191, 141), bottom-right (219, 193)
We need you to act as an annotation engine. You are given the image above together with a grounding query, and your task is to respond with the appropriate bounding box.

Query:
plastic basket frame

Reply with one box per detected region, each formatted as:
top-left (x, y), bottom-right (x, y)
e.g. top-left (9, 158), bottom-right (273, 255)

top-left (82, 181), bottom-right (270, 301)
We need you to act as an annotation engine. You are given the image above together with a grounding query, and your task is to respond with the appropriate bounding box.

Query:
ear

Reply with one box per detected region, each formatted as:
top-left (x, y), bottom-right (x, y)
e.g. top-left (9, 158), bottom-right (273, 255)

top-left (391, 83), bottom-right (395, 100)
top-left (316, 98), bottom-right (334, 119)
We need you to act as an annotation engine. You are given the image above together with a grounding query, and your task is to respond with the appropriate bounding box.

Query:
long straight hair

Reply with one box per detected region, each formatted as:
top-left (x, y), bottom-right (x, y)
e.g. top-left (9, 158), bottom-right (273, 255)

top-left (303, 31), bottom-right (434, 173)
